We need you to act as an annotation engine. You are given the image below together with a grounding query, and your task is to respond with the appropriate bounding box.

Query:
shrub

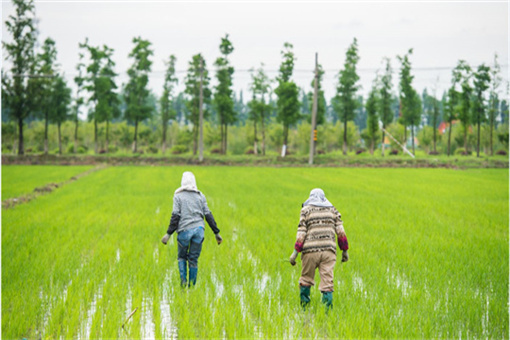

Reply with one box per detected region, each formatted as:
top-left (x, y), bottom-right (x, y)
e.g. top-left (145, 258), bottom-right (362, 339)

top-left (317, 149), bottom-right (325, 155)
top-left (428, 150), bottom-right (439, 155)
top-left (496, 149), bottom-right (507, 156)
top-left (146, 146), bottom-right (158, 154)
top-left (210, 148), bottom-right (222, 154)
top-left (66, 144), bottom-right (75, 154)
top-left (77, 146), bottom-right (88, 154)
top-left (108, 145), bottom-right (119, 154)
top-left (171, 145), bottom-right (188, 154)
top-left (244, 147), bottom-right (255, 155)
top-left (455, 148), bottom-right (472, 156)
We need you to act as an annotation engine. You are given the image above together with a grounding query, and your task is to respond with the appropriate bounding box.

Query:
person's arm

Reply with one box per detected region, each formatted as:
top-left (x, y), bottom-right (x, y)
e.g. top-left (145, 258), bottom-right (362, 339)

top-left (202, 194), bottom-right (222, 244)
top-left (162, 195), bottom-right (181, 245)
top-left (334, 208), bottom-right (349, 262)
top-left (290, 208), bottom-right (308, 265)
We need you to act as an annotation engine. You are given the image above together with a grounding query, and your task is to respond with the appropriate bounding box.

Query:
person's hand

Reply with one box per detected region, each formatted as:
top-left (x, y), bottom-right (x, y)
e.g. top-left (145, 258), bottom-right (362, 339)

top-left (342, 250), bottom-right (349, 262)
top-left (161, 233), bottom-right (170, 245)
top-left (215, 233), bottom-right (223, 245)
top-left (290, 250), bottom-right (298, 266)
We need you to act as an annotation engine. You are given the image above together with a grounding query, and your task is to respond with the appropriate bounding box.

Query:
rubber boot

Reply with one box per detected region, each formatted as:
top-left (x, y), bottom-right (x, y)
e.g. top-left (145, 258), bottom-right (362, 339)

top-left (178, 261), bottom-right (187, 288)
top-left (321, 291), bottom-right (333, 311)
top-left (188, 267), bottom-right (198, 287)
top-left (300, 285), bottom-right (311, 310)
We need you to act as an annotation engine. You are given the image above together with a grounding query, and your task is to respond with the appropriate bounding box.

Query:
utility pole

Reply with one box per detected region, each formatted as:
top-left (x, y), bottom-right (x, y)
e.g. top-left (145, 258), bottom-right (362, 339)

top-left (309, 53), bottom-right (319, 165)
top-left (199, 57), bottom-right (204, 162)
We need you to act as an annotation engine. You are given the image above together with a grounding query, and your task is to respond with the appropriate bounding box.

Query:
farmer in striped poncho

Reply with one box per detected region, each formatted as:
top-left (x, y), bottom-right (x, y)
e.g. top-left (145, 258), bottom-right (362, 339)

top-left (289, 188), bottom-right (349, 309)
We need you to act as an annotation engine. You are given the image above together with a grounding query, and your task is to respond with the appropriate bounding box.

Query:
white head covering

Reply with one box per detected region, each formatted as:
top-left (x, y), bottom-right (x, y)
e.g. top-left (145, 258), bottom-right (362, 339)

top-left (174, 171), bottom-right (201, 194)
top-left (303, 188), bottom-right (333, 207)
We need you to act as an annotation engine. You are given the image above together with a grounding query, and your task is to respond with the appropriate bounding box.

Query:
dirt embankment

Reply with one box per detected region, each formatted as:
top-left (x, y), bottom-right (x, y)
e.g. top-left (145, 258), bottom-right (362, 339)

top-left (2, 154), bottom-right (509, 168)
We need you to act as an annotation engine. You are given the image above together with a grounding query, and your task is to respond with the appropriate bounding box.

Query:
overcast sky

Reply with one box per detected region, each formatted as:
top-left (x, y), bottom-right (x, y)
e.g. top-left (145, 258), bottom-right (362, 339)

top-left (2, 0), bottom-right (509, 105)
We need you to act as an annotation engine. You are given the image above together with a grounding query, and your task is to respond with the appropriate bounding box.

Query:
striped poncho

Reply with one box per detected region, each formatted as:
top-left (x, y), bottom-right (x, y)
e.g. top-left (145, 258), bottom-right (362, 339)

top-left (294, 205), bottom-right (348, 255)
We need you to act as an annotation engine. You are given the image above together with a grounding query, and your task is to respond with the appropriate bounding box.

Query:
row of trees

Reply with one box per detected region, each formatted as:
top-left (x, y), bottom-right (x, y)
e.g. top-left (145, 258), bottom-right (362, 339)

top-left (2, 0), bottom-right (508, 158)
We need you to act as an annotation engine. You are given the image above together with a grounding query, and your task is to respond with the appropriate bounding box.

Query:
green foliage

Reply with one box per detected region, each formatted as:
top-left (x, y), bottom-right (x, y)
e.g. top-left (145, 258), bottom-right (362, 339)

top-left (185, 53), bottom-right (211, 154)
top-left (334, 38), bottom-right (361, 124)
top-left (387, 122), bottom-right (406, 150)
top-left (160, 54), bottom-right (178, 149)
top-left (2, 0), bottom-right (38, 154)
top-left (364, 82), bottom-right (379, 153)
top-left (124, 37), bottom-right (154, 152)
top-left (214, 34), bottom-right (236, 154)
top-left (334, 38), bottom-right (361, 155)
top-left (417, 126), bottom-right (434, 152)
top-left (275, 43), bottom-right (301, 149)
top-left (379, 57), bottom-right (394, 129)
top-left (170, 144), bottom-right (188, 154)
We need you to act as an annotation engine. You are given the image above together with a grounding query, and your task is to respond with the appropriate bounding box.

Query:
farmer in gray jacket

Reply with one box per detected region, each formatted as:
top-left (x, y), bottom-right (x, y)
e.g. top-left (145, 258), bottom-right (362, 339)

top-left (161, 171), bottom-right (222, 287)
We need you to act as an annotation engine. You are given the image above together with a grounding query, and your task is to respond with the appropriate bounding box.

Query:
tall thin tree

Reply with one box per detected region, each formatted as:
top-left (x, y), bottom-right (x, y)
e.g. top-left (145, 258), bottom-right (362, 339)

top-left (365, 79), bottom-right (380, 155)
top-left (397, 49), bottom-right (421, 154)
top-left (488, 53), bottom-right (502, 156)
top-left (2, 0), bottom-right (38, 155)
top-left (184, 54), bottom-right (211, 155)
top-left (50, 75), bottom-right (71, 154)
top-left (36, 38), bottom-right (58, 154)
top-left (453, 60), bottom-right (473, 152)
top-left (334, 38), bottom-right (360, 155)
top-left (379, 57), bottom-right (393, 156)
top-left (275, 42), bottom-right (300, 156)
top-left (472, 64), bottom-right (491, 157)
top-left (72, 49), bottom-right (86, 154)
top-left (160, 55), bottom-right (178, 154)
top-left (214, 34), bottom-right (235, 154)
top-left (124, 37), bottom-right (154, 153)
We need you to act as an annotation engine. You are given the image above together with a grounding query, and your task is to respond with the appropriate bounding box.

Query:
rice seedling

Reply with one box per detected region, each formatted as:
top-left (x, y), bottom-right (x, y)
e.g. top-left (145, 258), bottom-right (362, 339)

top-left (2, 166), bottom-right (508, 338)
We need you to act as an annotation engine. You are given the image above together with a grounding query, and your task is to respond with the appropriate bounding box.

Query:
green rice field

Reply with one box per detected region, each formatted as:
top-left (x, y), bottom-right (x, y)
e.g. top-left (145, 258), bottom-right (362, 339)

top-left (2, 166), bottom-right (508, 339)
top-left (1, 165), bottom-right (93, 200)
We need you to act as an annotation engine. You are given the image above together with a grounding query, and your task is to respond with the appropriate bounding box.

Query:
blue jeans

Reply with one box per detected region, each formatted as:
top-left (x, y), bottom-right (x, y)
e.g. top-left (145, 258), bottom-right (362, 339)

top-left (177, 226), bottom-right (204, 267)
top-left (177, 227), bottom-right (204, 286)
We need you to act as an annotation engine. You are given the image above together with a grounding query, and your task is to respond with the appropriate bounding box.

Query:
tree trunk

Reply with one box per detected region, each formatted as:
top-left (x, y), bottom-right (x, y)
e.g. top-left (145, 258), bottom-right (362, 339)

top-left (476, 112), bottom-right (481, 157)
top-left (162, 120), bottom-right (167, 154)
top-left (261, 115), bottom-right (266, 156)
top-left (220, 123), bottom-right (224, 154)
top-left (342, 120), bottom-right (347, 155)
top-left (411, 126), bottom-right (415, 154)
top-left (489, 119), bottom-right (494, 156)
top-left (370, 138), bottom-right (374, 155)
top-left (58, 122), bottom-right (62, 155)
top-left (94, 119), bottom-right (98, 154)
top-left (132, 120), bottom-right (138, 153)
top-left (44, 113), bottom-right (49, 155)
top-left (225, 125), bottom-right (228, 155)
top-left (193, 125), bottom-right (198, 156)
top-left (18, 116), bottom-right (24, 155)
top-left (106, 120), bottom-right (110, 153)
top-left (447, 121), bottom-right (452, 156)
top-left (433, 126), bottom-right (437, 153)
top-left (74, 119), bottom-right (78, 154)
top-left (253, 120), bottom-right (258, 155)
top-left (381, 129), bottom-right (385, 157)
top-left (403, 124), bottom-right (407, 150)
top-left (463, 125), bottom-right (468, 153)
top-left (283, 124), bottom-right (289, 156)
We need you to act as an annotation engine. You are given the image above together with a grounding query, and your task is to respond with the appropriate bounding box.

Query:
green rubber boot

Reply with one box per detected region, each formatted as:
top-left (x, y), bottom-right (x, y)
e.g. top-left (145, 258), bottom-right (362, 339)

top-left (321, 291), bottom-right (333, 311)
top-left (300, 285), bottom-right (311, 310)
